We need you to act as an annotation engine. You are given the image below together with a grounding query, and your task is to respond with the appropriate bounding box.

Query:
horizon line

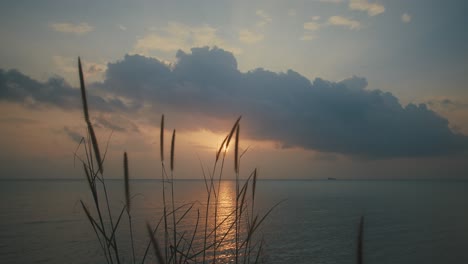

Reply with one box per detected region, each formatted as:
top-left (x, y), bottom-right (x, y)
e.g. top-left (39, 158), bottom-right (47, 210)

top-left (1, 177), bottom-right (467, 182)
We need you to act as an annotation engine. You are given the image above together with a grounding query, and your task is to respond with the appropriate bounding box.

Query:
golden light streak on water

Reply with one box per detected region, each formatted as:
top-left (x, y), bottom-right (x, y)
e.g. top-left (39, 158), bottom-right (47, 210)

top-left (211, 180), bottom-right (237, 262)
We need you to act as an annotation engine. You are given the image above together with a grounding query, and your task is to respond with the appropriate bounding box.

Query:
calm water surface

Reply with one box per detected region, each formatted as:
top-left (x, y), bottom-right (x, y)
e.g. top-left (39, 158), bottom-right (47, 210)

top-left (1, 179), bottom-right (468, 263)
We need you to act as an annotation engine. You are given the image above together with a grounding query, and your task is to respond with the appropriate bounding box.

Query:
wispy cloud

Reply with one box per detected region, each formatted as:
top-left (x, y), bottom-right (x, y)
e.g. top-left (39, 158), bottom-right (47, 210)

top-left (134, 22), bottom-right (241, 54)
top-left (287, 9), bottom-right (297, 17)
top-left (118, 24), bottom-right (127, 31)
top-left (63, 126), bottom-right (83, 144)
top-left (302, 14), bottom-right (360, 40)
top-left (256, 10), bottom-right (272, 27)
top-left (0, 117), bottom-right (38, 125)
top-left (327, 16), bottom-right (361, 30)
top-left (300, 34), bottom-right (317, 41)
top-left (49, 22), bottom-right (94, 35)
top-left (317, 0), bottom-right (343, 3)
top-left (52, 56), bottom-right (76, 74)
top-left (239, 29), bottom-right (264, 44)
top-left (237, 10), bottom-right (272, 45)
top-left (53, 55), bottom-right (106, 82)
top-left (304, 21), bottom-right (321, 31)
top-left (87, 63), bottom-right (106, 75)
top-left (94, 115), bottom-right (139, 133)
top-left (401, 13), bottom-right (412, 23)
top-left (301, 17), bottom-right (322, 40)
top-left (426, 97), bottom-right (468, 111)
top-left (349, 0), bottom-right (385, 16)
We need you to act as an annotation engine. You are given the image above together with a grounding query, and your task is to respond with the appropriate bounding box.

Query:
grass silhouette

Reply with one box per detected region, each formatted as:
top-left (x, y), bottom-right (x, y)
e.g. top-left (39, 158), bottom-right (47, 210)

top-left (75, 57), bottom-right (279, 263)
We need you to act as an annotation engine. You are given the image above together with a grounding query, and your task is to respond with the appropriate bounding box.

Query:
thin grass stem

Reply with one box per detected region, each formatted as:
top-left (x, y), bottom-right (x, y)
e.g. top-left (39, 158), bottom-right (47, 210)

top-left (170, 129), bottom-right (177, 264)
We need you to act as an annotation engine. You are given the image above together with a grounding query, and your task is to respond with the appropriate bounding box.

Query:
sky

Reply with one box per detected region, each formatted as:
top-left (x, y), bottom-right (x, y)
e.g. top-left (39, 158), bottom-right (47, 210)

top-left (0, 0), bottom-right (467, 179)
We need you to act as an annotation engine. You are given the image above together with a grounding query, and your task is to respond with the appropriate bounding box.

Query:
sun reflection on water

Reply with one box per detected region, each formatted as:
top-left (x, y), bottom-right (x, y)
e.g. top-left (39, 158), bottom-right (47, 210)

top-left (212, 180), bottom-right (237, 262)
top-left (145, 180), bottom-right (257, 263)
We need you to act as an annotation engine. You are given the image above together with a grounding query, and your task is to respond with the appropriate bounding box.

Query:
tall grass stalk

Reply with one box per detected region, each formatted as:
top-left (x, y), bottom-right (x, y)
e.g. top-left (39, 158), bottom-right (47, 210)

top-left (124, 152), bottom-right (136, 264)
top-left (159, 115), bottom-right (169, 262)
top-left (78, 57), bottom-right (117, 264)
top-left (357, 216), bottom-right (364, 264)
top-left (235, 124), bottom-right (240, 264)
top-left (170, 129), bottom-right (177, 264)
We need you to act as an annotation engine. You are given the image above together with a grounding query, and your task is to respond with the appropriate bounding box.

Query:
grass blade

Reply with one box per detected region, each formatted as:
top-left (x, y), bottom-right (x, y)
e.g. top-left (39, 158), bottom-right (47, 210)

top-left (87, 122), bottom-right (104, 175)
top-left (109, 205), bottom-right (128, 243)
top-left (216, 136), bottom-right (228, 162)
top-left (226, 116), bottom-right (241, 148)
top-left (186, 209), bottom-right (200, 263)
top-left (147, 222), bottom-right (165, 264)
top-left (241, 200), bottom-right (284, 249)
top-left (124, 152), bottom-right (130, 211)
top-left (170, 128), bottom-right (176, 264)
top-left (254, 239), bottom-right (264, 264)
top-left (234, 124), bottom-right (240, 173)
top-left (160, 115), bottom-right (164, 162)
top-left (252, 169), bottom-right (257, 210)
top-left (78, 57), bottom-right (103, 175)
top-left (80, 200), bottom-right (111, 263)
top-left (141, 216), bottom-right (163, 264)
top-left (78, 57), bottom-right (89, 122)
top-left (170, 129), bottom-right (176, 172)
top-left (357, 215), bottom-right (364, 264)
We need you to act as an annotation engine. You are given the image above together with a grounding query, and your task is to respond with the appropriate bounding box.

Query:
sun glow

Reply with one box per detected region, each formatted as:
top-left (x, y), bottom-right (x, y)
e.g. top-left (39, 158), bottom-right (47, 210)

top-left (222, 142), bottom-right (229, 153)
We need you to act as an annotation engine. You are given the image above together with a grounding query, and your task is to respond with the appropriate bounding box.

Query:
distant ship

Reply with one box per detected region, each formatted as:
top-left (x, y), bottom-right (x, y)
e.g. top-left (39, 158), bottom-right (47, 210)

top-left (327, 177), bottom-right (337, 180)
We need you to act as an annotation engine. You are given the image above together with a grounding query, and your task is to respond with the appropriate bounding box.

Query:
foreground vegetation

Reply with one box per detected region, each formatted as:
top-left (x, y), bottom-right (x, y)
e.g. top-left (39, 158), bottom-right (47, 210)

top-left (74, 57), bottom-right (280, 263)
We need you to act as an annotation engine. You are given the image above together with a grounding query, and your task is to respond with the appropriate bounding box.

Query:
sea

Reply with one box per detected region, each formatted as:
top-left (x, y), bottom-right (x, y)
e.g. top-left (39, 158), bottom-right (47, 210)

top-left (1, 179), bottom-right (468, 264)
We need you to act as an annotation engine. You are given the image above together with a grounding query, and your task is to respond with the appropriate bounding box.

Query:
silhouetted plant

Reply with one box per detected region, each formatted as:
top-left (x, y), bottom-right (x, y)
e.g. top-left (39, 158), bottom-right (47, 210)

top-left (357, 216), bottom-right (364, 264)
top-left (75, 57), bottom-right (279, 264)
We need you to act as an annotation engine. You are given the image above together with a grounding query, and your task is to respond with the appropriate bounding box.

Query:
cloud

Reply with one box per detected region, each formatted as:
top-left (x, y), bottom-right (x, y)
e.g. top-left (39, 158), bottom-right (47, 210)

top-left (64, 126), bottom-right (83, 144)
top-left (256, 10), bottom-right (272, 27)
top-left (424, 97), bottom-right (468, 134)
top-left (2, 48), bottom-right (468, 158)
top-left (87, 63), bottom-right (106, 75)
top-left (53, 56), bottom-right (106, 82)
top-left (52, 56), bottom-right (76, 74)
top-left (327, 16), bottom-right (361, 30)
top-left (94, 115), bottom-right (140, 133)
top-left (426, 98), bottom-right (468, 111)
top-left (98, 48), bottom-right (468, 158)
top-left (239, 29), bottom-right (264, 44)
top-left (134, 22), bottom-right (242, 55)
top-left (401, 13), bottom-right (412, 23)
top-left (303, 21), bottom-right (321, 31)
top-left (349, 0), bottom-right (385, 16)
top-left (118, 24), bottom-right (127, 31)
top-left (238, 10), bottom-right (271, 45)
top-left (0, 117), bottom-right (38, 125)
top-left (0, 69), bottom-right (132, 112)
top-left (301, 17), bottom-right (322, 40)
top-left (317, 0), bottom-right (343, 3)
top-left (300, 34), bottom-right (316, 41)
top-left (49, 22), bottom-right (93, 35)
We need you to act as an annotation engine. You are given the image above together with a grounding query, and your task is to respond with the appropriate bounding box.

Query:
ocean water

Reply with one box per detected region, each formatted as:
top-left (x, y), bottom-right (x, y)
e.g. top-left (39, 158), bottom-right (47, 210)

top-left (1, 179), bottom-right (468, 263)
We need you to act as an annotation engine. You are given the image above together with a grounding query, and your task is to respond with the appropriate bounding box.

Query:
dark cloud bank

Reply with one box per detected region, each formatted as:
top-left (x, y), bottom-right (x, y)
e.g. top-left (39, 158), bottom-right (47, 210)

top-left (1, 47), bottom-right (467, 158)
top-left (0, 69), bottom-right (135, 112)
